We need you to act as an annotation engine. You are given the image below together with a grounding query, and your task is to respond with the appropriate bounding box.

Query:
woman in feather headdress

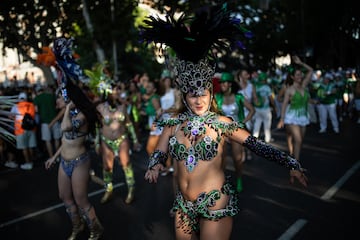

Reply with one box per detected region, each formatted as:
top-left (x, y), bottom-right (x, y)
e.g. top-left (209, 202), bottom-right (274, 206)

top-left (141, 3), bottom-right (308, 239)
top-left (85, 63), bottom-right (141, 205)
top-left (42, 37), bottom-right (104, 240)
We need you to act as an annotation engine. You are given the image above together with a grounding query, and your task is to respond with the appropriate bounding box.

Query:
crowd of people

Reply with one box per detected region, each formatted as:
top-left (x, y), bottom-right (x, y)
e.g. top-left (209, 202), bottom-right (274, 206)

top-left (2, 60), bottom-right (359, 169)
top-left (0, 3), bottom-right (360, 240)
top-left (1, 51), bottom-right (360, 239)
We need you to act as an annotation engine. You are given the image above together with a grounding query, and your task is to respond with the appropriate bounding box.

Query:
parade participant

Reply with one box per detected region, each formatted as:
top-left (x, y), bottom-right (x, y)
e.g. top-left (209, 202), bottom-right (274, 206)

top-left (10, 92), bottom-right (37, 170)
top-left (215, 72), bottom-right (255, 192)
top-left (277, 56), bottom-right (313, 161)
top-left (252, 72), bottom-right (276, 143)
top-left (276, 73), bottom-right (294, 156)
top-left (85, 63), bottom-right (141, 204)
top-left (34, 85), bottom-right (61, 159)
top-left (128, 80), bottom-right (143, 142)
top-left (315, 72), bottom-right (339, 134)
top-left (235, 68), bottom-right (258, 161)
top-left (43, 37), bottom-right (103, 240)
top-left (141, 4), bottom-right (307, 240)
top-left (158, 76), bottom-right (180, 175)
top-left (143, 79), bottom-right (162, 157)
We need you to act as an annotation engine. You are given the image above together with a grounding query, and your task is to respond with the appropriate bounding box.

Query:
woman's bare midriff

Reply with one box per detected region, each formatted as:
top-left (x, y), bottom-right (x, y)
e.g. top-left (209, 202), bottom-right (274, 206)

top-left (61, 136), bottom-right (87, 160)
top-left (176, 159), bottom-right (226, 201)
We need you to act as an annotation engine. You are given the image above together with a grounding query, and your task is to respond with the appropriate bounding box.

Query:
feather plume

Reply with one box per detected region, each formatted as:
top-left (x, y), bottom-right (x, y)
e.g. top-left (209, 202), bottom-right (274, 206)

top-left (140, 2), bottom-right (252, 63)
top-left (84, 62), bottom-right (113, 98)
top-left (0, 95), bottom-right (18, 145)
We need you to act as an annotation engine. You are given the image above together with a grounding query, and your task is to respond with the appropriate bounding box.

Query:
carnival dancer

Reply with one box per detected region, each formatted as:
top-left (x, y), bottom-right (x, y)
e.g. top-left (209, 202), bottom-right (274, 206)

top-left (85, 64), bottom-right (141, 204)
top-left (141, 3), bottom-right (308, 240)
top-left (277, 56), bottom-right (313, 161)
top-left (215, 72), bottom-right (255, 192)
top-left (43, 37), bottom-right (104, 240)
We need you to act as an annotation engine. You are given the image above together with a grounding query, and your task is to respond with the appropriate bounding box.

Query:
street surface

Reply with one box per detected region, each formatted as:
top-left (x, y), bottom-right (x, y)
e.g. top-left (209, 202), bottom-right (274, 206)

top-left (0, 118), bottom-right (359, 240)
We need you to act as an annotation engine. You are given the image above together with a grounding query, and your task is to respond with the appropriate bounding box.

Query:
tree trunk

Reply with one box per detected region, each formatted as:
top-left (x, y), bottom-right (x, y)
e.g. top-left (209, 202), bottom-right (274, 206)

top-left (37, 64), bottom-right (55, 86)
top-left (82, 0), bottom-right (106, 64)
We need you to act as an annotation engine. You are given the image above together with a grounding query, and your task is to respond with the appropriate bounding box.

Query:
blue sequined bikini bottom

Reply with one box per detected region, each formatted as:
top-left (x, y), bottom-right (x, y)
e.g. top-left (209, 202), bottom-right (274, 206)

top-left (60, 152), bottom-right (89, 177)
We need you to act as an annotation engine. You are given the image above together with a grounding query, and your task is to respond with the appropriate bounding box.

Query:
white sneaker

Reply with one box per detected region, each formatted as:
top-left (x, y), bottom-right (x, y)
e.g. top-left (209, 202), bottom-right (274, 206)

top-left (4, 161), bottom-right (18, 169)
top-left (357, 119), bottom-right (360, 124)
top-left (318, 129), bottom-right (326, 133)
top-left (20, 162), bottom-right (33, 170)
top-left (160, 170), bottom-right (169, 176)
top-left (334, 128), bottom-right (339, 134)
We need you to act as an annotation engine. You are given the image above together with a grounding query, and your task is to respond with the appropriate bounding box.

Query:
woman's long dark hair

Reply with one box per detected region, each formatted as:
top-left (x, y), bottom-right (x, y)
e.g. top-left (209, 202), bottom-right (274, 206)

top-left (66, 80), bottom-right (102, 135)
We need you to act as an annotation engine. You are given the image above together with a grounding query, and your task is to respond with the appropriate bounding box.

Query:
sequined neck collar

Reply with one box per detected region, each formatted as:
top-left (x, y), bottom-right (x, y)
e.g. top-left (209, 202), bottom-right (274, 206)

top-left (182, 111), bottom-right (216, 143)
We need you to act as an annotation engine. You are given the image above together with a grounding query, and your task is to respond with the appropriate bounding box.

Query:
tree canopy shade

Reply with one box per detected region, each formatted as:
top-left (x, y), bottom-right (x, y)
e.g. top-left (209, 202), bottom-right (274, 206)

top-left (0, 0), bottom-right (161, 83)
top-left (148, 0), bottom-right (360, 71)
top-left (1, 0), bottom-right (359, 83)
top-left (0, 0), bottom-right (80, 82)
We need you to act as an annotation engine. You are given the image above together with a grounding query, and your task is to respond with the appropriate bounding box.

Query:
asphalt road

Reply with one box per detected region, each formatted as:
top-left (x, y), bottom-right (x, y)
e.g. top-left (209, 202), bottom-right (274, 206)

top-left (0, 117), bottom-right (359, 240)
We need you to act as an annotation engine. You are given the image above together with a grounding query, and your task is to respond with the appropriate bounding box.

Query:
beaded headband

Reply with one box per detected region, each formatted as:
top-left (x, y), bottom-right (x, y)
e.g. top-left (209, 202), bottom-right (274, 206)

top-left (174, 58), bottom-right (215, 95)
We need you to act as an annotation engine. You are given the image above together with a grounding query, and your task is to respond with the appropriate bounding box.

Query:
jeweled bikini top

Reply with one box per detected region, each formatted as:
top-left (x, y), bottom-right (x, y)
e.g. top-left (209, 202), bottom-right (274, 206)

top-left (64, 108), bottom-right (88, 140)
top-left (102, 102), bottom-right (125, 126)
top-left (157, 111), bottom-right (244, 172)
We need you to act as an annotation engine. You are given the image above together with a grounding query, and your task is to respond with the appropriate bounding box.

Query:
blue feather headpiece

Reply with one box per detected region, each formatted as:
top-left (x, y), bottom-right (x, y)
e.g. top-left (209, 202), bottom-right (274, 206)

top-left (52, 37), bottom-right (85, 102)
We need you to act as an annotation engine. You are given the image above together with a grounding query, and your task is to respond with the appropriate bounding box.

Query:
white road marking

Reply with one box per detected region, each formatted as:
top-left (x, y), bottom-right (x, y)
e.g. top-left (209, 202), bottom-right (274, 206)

top-left (278, 161), bottom-right (360, 240)
top-left (277, 219), bottom-right (308, 240)
top-left (0, 182), bottom-right (124, 228)
top-left (321, 160), bottom-right (360, 200)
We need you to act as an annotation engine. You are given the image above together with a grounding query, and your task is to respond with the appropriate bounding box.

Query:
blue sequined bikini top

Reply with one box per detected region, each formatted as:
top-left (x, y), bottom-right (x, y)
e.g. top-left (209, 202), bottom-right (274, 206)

top-left (157, 111), bottom-right (243, 172)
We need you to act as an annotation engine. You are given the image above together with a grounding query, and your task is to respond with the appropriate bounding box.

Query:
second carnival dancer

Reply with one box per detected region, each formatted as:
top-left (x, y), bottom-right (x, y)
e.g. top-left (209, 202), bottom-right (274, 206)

top-left (85, 63), bottom-right (141, 204)
top-left (141, 3), bottom-right (308, 240)
top-left (42, 38), bottom-right (104, 240)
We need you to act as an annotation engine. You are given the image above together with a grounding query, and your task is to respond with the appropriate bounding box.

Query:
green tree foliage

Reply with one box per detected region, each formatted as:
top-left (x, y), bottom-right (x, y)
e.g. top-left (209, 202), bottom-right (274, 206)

top-left (0, 0), bottom-right (80, 82)
top-left (0, 0), bottom-right (74, 60)
top-left (0, 0), bottom-right (161, 83)
top-left (1, 0), bottom-right (359, 83)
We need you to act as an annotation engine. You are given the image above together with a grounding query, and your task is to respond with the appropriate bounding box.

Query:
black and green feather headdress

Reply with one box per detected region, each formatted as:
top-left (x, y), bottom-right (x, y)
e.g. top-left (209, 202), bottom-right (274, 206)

top-left (140, 2), bottom-right (252, 95)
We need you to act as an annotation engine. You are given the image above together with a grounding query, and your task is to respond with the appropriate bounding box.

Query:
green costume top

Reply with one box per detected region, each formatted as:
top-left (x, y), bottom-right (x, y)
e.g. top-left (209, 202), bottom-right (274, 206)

top-left (288, 90), bottom-right (310, 117)
top-left (145, 94), bottom-right (160, 117)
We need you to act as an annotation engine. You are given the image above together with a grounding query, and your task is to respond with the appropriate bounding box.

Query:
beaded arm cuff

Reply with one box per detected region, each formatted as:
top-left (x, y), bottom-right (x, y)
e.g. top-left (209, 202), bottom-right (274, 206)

top-left (148, 150), bottom-right (168, 170)
top-left (126, 122), bottom-right (138, 144)
top-left (243, 135), bottom-right (302, 171)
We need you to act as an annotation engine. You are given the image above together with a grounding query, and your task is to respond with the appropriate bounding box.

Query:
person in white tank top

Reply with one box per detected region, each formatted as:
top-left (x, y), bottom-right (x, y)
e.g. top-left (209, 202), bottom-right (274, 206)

top-left (236, 69), bottom-right (258, 131)
top-left (236, 69), bottom-right (258, 160)
top-left (159, 77), bottom-right (180, 176)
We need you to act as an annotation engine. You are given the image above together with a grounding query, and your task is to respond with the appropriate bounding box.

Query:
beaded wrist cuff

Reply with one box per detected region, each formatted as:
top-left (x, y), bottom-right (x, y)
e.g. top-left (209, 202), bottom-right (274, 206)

top-left (148, 150), bottom-right (168, 170)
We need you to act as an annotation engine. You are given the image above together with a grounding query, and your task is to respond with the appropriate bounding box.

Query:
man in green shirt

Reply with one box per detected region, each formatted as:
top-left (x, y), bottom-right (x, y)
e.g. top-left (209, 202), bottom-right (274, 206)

top-left (34, 85), bottom-right (61, 157)
top-left (316, 73), bottom-right (340, 133)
